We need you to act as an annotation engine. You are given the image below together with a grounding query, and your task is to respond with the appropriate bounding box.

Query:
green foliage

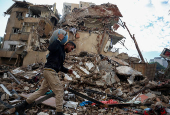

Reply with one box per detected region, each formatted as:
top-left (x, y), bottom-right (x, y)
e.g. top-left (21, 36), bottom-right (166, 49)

top-left (0, 37), bottom-right (4, 48)
top-left (150, 62), bottom-right (166, 70)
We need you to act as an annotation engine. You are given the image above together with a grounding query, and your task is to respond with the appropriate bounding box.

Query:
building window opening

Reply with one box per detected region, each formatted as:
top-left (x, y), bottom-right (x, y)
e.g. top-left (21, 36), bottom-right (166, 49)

top-left (13, 28), bottom-right (20, 33)
top-left (16, 12), bottom-right (23, 20)
top-left (9, 45), bottom-right (16, 51)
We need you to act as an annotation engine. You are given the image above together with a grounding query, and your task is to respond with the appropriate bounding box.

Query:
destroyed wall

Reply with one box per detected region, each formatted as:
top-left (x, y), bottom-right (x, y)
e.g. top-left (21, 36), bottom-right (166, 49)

top-left (60, 3), bottom-right (124, 57)
top-left (22, 51), bottom-right (48, 67)
top-left (69, 32), bottom-right (102, 54)
top-left (0, 1), bottom-right (59, 65)
top-left (63, 2), bottom-right (95, 15)
top-left (116, 53), bottom-right (129, 60)
top-left (60, 3), bottom-right (122, 27)
top-left (68, 31), bottom-right (122, 57)
top-left (3, 41), bottom-right (25, 50)
top-left (79, 1), bottom-right (95, 8)
top-left (62, 3), bottom-right (72, 15)
top-left (116, 53), bottom-right (157, 80)
top-left (71, 4), bottom-right (79, 12)
top-left (130, 63), bottom-right (157, 81)
top-left (4, 8), bottom-right (28, 42)
top-left (40, 11), bottom-right (50, 18)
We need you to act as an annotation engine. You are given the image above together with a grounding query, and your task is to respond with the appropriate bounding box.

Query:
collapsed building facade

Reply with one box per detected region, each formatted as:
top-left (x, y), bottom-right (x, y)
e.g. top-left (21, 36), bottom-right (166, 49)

top-left (59, 3), bottom-right (156, 81)
top-left (0, 0), bottom-right (157, 80)
top-left (60, 3), bottom-right (124, 55)
top-left (0, 0), bottom-right (59, 66)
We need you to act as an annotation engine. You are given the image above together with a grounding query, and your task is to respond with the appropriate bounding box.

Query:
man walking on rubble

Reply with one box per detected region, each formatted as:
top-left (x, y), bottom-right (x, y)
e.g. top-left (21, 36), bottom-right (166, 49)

top-left (6, 29), bottom-right (76, 115)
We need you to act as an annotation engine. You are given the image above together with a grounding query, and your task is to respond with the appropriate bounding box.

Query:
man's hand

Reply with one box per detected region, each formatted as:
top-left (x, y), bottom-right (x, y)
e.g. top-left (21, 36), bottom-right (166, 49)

top-left (68, 69), bottom-right (73, 74)
top-left (58, 34), bottom-right (64, 41)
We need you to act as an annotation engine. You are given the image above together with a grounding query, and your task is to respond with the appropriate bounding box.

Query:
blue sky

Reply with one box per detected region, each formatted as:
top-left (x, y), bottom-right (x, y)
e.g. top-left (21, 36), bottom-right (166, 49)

top-left (0, 0), bottom-right (170, 62)
top-left (113, 0), bottom-right (170, 62)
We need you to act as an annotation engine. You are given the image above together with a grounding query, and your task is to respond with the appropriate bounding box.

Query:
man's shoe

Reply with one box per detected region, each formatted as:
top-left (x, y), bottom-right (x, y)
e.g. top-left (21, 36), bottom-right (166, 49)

top-left (3, 100), bottom-right (29, 114)
top-left (3, 100), bottom-right (34, 114)
top-left (15, 100), bottom-right (29, 114)
top-left (15, 100), bottom-right (29, 109)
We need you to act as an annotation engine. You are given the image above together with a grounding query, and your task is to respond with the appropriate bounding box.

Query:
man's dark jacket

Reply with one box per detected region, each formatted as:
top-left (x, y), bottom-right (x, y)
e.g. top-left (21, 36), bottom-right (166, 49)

top-left (44, 40), bottom-right (68, 73)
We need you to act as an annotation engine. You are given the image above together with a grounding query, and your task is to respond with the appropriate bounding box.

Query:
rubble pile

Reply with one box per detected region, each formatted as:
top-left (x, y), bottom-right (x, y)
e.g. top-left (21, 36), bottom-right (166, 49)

top-left (60, 3), bottom-right (122, 31)
top-left (0, 52), bottom-right (170, 115)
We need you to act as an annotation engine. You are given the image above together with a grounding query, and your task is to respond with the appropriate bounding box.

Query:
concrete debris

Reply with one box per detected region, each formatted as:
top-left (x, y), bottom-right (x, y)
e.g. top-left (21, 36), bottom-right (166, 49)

top-left (64, 74), bottom-right (73, 81)
top-left (64, 101), bottom-right (78, 109)
top-left (73, 71), bottom-right (80, 79)
top-left (60, 3), bottom-right (122, 30)
top-left (0, 52), bottom-right (169, 114)
top-left (11, 67), bottom-right (25, 75)
top-left (85, 62), bottom-right (94, 70)
top-left (116, 66), bottom-right (143, 76)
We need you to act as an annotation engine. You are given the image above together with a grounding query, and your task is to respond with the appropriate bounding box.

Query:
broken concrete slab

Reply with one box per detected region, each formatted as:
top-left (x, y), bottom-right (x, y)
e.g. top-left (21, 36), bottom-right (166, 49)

top-left (64, 74), bottom-right (73, 81)
top-left (11, 67), bottom-right (25, 75)
top-left (61, 3), bottom-right (122, 29)
top-left (116, 66), bottom-right (143, 76)
top-left (76, 65), bottom-right (90, 75)
top-left (85, 62), bottom-right (94, 71)
top-left (100, 71), bottom-right (120, 86)
top-left (98, 60), bottom-right (113, 72)
top-left (110, 56), bottom-right (129, 66)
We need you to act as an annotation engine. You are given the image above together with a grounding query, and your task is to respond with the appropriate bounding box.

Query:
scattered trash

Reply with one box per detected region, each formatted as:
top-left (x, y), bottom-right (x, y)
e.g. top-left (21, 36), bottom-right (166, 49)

top-left (64, 101), bottom-right (78, 109)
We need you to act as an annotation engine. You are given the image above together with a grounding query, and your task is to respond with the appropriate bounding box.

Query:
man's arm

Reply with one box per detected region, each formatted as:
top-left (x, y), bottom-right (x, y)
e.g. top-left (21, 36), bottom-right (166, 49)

top-left (60, 66), bottom-right (69, 73)
top-left (61, 65), bottom-right (73, 74)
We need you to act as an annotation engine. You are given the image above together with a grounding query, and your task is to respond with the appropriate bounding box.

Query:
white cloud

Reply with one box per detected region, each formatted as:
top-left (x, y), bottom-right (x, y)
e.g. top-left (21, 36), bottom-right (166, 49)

top-left (114, 0), bottom-right (170, 58)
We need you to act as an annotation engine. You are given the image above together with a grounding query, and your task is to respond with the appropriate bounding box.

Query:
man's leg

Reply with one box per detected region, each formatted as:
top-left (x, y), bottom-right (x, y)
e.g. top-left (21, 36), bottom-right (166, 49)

top-left (5, 73), bottom-right (49, 114)
top-left (26, 79), bottom-right (49, 104)
top-left (43, 70), bottom-right (64, 112)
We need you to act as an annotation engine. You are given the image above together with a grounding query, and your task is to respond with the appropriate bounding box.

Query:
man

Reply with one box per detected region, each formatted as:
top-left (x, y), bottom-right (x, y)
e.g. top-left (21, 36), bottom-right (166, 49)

top-left (6, 39), bottom-right (76, 115)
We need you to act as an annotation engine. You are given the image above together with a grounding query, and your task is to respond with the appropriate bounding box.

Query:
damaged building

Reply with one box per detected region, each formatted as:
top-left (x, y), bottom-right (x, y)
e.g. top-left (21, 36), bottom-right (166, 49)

top-left (60, 3), bottom-right (125, 57)
top-left (0, 1), bottom-right (169, 115)
top-left (58, 2), bottom-right (156, 81)
top-left (0, 0), bottom-right (59, 66)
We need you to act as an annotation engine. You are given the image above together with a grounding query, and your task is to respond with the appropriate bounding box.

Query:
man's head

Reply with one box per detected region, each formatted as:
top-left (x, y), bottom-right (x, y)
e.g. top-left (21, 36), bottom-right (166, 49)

top-left (64, 41), bottom-right (76, 53)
